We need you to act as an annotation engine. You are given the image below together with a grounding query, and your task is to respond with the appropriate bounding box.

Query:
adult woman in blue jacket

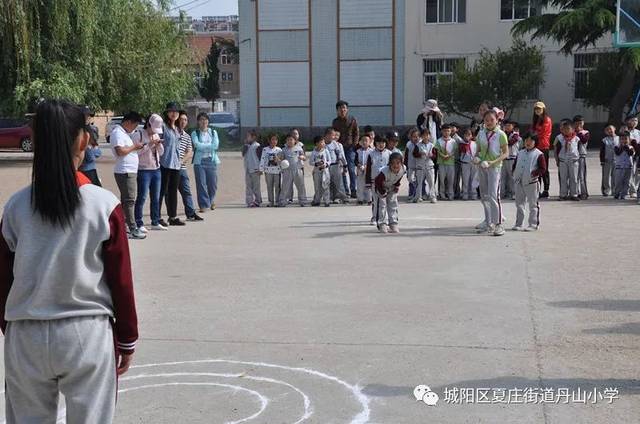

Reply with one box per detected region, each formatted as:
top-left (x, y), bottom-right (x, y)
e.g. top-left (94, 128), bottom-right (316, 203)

top-left (191, 112), bottom-right (220, 212)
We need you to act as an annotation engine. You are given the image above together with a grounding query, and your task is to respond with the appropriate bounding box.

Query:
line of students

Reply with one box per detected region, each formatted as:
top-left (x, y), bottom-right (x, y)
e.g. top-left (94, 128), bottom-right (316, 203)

top-left (242, 110), bottom-right (640, 236)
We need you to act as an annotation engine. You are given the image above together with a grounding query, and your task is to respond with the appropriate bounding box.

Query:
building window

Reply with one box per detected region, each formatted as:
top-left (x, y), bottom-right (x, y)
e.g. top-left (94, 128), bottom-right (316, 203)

top-left (573, 53), bottom-right (601, 100)
top-left (426, 0), bottom-right (466, 24)
top-left (423, 58), bottom-right (464, 101)
top-left (220, 72), bottom-right (234, 82)
top-left (500, 0), bottom-right (538, 20)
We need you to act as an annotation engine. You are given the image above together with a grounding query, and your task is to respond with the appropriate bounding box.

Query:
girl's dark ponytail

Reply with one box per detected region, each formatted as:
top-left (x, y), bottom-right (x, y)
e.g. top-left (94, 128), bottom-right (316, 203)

top-left (31, 100), bottom-right (86, 227)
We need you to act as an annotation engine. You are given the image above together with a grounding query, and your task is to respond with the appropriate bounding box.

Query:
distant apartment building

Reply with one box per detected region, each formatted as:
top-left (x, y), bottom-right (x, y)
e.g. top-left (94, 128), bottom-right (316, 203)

top-left (187, 32), bottom-right (240, 117)
top-left (177, 14), bottom-right (240, 117)
top-left (240, 0), bottom-right (611, 130)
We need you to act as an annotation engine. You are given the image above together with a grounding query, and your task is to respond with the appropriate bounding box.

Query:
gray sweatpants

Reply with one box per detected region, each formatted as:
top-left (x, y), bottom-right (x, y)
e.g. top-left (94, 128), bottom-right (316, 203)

top-left (578, 156), bottom-right (588, 197)
top-left (601, 160), bottom-right (615, 196)
top-left (312, 168), bottom-right (330, 205)
top-left (375, 190), bottom-right (399, 227)
top-left (415, 167), bottom-right (436, 201)
top-left (356, 172), bottom-right (372, 203)
top-left (630, 161), bottom-right (638, 196)
top-left (558, 159), bottom-right (579, 198)
top-left (479, 166), bottom-right (502, 225)
top-left (245, 170), bottom-right (262, 206)
top-left (515, 180), bottom-right (540, 228)
top-left (438, 164), bottom-right (455, 199)
top-left (114, 172), bottom-right (137, 231)
top-left (280, 168), bottom-right (306, 205)
top-left (4, 316), bottom-right (116, 424)
top-left (500, 159), bottom-right (516, 199)
top-left (460, 162), bottom-right (477, 200)
top-left (264, 173), bottom-right (281, 206)
top-left (329, 164), bottom-right (348, 201)
top-left (614, 168), bottom-right (631, 198)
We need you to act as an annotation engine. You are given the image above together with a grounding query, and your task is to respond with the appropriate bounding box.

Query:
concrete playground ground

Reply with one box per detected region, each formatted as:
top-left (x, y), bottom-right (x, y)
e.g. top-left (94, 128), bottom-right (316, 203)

top-left (0, 149), bottom-right (638, 423)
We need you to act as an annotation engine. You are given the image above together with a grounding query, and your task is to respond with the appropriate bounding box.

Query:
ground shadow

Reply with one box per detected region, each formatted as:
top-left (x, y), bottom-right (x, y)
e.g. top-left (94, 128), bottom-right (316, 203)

top-left (583, 322), bottom-right (640, 336)
top-left (312, 226), bottom-right (480, 239)
top-left (548, 299), bottom-right (640, 312)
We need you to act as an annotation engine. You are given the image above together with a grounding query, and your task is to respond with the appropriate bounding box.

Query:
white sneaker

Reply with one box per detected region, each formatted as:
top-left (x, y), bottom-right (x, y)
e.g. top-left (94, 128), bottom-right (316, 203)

top-left (128, 228), bottom-right (147, 240)
top-left (151, 223), bottom-right (168, 231)
top-left (475, 221), bottom-right (488, 231)
top-left (512, 225), bottom-right (523, 231)
top-left (493, 224), bottom-right (505, 236)
top-left (524, 225), bottom-right (538, 232)
top-left (370, 217), bottom-right (375, 226)
top-left (378, 224), bottom-right (389, 234)
top-left (389, 224), bottom-right (400, 233)
top-left (430, 197), bottom-right (437, 204)
top-left (486, 224), bottom-right (496, 234)
top-left (138, 226), bottom-right (148, 234)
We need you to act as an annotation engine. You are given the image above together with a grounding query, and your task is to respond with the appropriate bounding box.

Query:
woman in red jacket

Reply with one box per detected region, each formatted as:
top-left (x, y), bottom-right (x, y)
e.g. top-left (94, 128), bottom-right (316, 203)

top-left (531, 101), bottom-right (552, 198)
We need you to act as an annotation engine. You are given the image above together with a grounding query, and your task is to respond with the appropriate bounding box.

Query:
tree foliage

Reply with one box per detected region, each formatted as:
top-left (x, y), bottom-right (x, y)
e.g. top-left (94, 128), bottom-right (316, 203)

top-left (511, 0), bottom-right (640, 121)
top-left (198, 38), bottom-right (238, 107)
top-left (432, 40), bottom-right (546, 119)
top-left (0, 0), bottom-right (196, 116)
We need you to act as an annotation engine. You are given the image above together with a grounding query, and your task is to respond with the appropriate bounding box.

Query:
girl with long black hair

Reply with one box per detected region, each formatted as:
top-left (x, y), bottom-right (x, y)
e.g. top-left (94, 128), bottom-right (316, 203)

top-left (0, 99), bottom-right (138, 423)
top-left (159, 102), bottom-right (186, 226)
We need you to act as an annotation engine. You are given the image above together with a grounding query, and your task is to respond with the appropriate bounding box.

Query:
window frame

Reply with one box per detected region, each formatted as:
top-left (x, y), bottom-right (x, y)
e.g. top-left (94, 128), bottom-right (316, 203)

top-left (573, 53), bottom-right (601, 100)
top-left (425, 0), bottom-right (466, 25)
top-left (500, 0), bottom-right (539, 22)
top-left (423, 57), bottom-right (465, 102)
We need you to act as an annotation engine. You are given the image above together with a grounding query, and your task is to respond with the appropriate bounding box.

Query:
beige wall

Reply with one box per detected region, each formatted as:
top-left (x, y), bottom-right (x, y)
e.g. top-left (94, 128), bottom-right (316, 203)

top-left (402, 1), bottom-right (613, 125)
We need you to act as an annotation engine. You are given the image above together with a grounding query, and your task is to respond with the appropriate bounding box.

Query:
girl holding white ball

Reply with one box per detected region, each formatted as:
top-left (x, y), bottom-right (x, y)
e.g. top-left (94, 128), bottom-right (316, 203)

top-left (474, 109), bottom-right (509, 236)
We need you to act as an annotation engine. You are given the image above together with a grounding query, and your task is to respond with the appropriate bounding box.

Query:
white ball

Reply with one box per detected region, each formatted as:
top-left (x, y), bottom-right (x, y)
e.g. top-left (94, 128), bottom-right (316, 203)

top-left (280, 159), bottom-right (290, 170)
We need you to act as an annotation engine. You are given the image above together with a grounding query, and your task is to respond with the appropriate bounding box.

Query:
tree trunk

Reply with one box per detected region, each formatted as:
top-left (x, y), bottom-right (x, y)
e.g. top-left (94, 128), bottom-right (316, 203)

top-left (608, 66), bottom-right (637, 124)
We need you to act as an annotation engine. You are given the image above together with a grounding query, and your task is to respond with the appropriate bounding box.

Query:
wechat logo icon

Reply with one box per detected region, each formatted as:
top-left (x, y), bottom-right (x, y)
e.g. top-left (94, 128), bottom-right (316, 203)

top-left (413, 385), bottom-right (439, 406)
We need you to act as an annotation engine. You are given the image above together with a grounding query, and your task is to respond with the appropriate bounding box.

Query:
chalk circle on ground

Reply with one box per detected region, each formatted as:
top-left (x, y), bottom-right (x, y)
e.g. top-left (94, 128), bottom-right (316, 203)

top-left (1, 359), bottom-right (371, 424)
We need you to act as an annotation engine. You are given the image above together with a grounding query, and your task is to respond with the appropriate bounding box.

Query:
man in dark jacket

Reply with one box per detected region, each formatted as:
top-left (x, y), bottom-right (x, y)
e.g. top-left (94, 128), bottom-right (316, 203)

top-left (332, 100), bottom-right (359, 198)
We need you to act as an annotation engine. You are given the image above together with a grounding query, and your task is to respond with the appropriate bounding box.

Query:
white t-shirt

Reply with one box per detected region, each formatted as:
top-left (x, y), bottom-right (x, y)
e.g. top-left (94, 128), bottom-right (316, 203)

top-left (110, 125), bottom-right (139, 174)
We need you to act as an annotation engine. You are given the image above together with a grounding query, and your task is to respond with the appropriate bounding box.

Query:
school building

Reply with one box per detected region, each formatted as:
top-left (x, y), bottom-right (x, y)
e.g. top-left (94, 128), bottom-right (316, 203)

top-left (239, 0), bottom-right (612, 130)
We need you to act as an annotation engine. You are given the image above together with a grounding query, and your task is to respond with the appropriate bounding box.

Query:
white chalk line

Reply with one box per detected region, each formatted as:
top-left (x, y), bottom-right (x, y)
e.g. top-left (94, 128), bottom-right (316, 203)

top-left (121, 372), bottom-right (312, 424)
top-left (131, 359), bottom-right (371, 424)
top-left (1, 359), bottom-right (369, 424)
top-left (118, 382), bottom-right (267, 424)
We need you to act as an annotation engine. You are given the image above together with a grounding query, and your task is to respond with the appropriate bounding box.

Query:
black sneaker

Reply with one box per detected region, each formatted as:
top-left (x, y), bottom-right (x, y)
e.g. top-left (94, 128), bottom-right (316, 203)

top-left (187, 214), bottom-right (204, 221)
top-left (350, 192), bottom-right (357, 199)
top-left (158, 219), bottom-right (169, 227)
top-left (540, 191), bottom-right (549, 198)
top-left (169, 218), bottom-right (186, 226)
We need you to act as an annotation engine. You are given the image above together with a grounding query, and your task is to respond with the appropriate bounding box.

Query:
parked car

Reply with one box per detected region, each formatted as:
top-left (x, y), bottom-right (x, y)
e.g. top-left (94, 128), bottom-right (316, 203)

top-left (105, 116), bottom-right (145, 143)
top-left (0, 118), bottom-right (33, 152)
top-left (208, 112), bottom-right (239, 139)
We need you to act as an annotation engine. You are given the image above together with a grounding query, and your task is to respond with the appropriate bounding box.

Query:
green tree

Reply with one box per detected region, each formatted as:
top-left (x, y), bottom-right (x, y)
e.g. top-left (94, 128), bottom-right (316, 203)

top-left (0, 0), bottom-right (195, 116)
top-left (198, 38), bottom-right (238, 109)
top-left (512, 0), bottom-right (640, 122)
top-left (432, 40), bottom-right (546, 119)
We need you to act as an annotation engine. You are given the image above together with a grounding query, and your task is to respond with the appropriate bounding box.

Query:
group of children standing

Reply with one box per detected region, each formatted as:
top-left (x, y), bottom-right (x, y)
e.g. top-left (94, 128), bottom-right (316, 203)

top-left (241, 112), bottom-right (640, 235)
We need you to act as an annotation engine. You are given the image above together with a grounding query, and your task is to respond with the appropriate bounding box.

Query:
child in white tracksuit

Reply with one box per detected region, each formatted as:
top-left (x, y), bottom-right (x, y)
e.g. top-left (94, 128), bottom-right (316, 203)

top-left (355, 135), bottom-right (373, 205)
top-left (413, 132), bottom-right (437, 203)
top-left (458, 128), bottom-right (478, 200)
top-left (374, 152), bottom-right (406, 234)
top-left (574, 115), bottom-right (590, 199)
top-left (366, 136), bottom-right (391, 225)
top-left (512, 133), bottom-right (547, 231)
top-left (404, 128), bottom-right (420, 201)
top-left (501, 121), bottom-right (522, 200)
top-left (435, 124), bottom-right (457, 200)
top-left (554, 120), bottom-right (580, 200)
top-left (599, 125), bottom-right (619, 196)
top-left (310, 136), bottom-right (331, 207)
top-left (325, 128), bottom-right (349, 203)
top-left (243, 130), bottom-right (262, 207)
top-left (259, 134), bottom-right (283, 207)
top-left (614, 132), bottom-right (635, 200)
top-left (279, 135), bottom-right (307, 207)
